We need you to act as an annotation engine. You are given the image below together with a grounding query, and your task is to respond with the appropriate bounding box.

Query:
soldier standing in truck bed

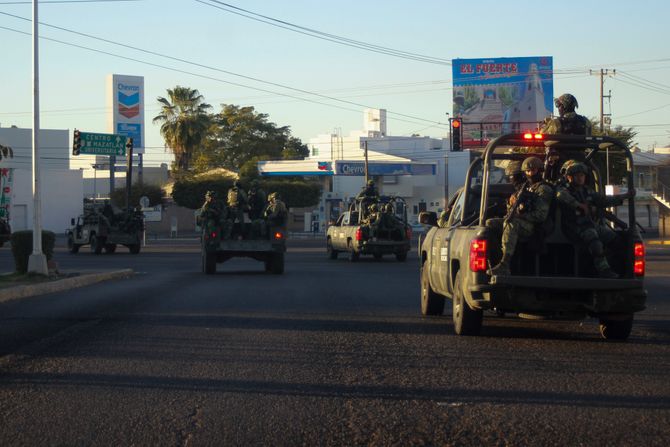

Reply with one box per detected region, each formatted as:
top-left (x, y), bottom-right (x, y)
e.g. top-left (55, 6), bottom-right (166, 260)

top-left (541, 93), bottom-right (592, 136)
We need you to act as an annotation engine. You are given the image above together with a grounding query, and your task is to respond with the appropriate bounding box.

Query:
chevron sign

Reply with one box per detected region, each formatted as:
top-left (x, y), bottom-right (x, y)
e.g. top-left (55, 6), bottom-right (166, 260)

top-left (118, 91), bottom-right (140, 118)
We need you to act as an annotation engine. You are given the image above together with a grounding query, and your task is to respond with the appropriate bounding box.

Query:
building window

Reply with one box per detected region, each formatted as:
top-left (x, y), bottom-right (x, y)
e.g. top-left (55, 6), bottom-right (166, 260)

top-left (312, 147), bottom-right (319, 156)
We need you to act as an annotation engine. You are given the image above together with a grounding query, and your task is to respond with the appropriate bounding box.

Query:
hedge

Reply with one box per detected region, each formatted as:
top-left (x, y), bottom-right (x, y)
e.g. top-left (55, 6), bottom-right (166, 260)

top-left (10, 230), bottom-right (56, 274)
top-left (172, 177), bottom-right (321, 210)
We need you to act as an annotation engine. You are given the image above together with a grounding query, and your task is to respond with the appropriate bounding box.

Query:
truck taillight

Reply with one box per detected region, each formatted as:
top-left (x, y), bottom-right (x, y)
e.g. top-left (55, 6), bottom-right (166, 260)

top-left (469, 239), bottom-right (487, 272)
top-left (274, 231), bottom-right (283, 240)
top-left (634, 242), bottom-right (645, 276)
top-left (355, 227), bottom-right (363, 241)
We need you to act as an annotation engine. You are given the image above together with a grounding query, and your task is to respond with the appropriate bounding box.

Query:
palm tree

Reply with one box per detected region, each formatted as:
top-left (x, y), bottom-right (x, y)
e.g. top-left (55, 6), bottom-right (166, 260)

top-left (153, 86), bottom-right (211, 172)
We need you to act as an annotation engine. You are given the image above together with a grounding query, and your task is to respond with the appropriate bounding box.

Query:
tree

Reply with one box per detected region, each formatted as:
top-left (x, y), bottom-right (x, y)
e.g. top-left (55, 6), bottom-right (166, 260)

top-left (194, 104), bottom-right (309, 171)
top-left (153, 86), bottom-right (212, 173)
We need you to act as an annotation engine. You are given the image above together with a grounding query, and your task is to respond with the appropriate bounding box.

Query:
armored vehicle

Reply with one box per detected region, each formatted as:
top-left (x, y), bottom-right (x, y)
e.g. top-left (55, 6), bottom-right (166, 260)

top-left (419, 133), bottom-right (646, 340)
top-left (326, 196), bottom-right (411, 262)
top-left (67, 203), bottom-right (143, 254)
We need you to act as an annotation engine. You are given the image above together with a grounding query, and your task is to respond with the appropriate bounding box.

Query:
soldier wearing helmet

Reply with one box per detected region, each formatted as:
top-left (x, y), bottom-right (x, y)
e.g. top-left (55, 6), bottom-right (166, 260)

top-left (264, 191), bottom-right (288, 228)
top-left (356, 178), bottom-right (379, 219)
top-left (543, 146), bottom-right (563, 183)
top-left (555, 160), bottom-right (634, 278)
top-left (199, 189), bottom-right (229, 237)
top-left (489, 156), bottom-right (554, 276)
top-left (541, 93), bottom-right (592, 136)
top-left (247, 179), bottom-right (267, 220)
top-left (227, 180), bottom-right (248, 231)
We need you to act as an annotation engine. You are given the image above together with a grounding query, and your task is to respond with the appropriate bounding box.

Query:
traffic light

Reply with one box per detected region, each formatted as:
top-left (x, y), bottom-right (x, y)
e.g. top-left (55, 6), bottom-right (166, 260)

top-left (451, 118), bottom-right (462, 151)
top-left (72, 129), bottom-right (81, 156)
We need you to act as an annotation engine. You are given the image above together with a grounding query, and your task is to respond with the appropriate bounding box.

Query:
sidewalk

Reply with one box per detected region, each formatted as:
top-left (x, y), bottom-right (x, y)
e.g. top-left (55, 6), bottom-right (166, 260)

top-left (0, 269), bottom-right (134, 304)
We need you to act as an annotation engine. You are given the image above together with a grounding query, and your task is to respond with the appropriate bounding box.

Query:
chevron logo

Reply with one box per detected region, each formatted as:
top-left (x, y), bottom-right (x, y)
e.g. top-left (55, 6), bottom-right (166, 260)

top-left (118, 91), bottom-right (139, 118)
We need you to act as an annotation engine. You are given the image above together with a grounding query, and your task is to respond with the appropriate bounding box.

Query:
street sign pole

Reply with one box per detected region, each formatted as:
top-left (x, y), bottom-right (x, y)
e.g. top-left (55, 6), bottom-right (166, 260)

top-left (28, 0), bottom-right (48, 275)
top-left (125, 138), bottom-right (133, 212)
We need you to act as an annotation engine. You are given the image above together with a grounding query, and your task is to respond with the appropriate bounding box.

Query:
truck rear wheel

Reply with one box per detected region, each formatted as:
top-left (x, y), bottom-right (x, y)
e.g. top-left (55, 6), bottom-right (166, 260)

top-left (268, 252), bottom-right (284, 274)
top-left (452, 270), bottom-right (483, 335)
top-left (347, 241), bottom-right (359, 262)
top-left (90, 234), bottom-right (104, 254)
top-left (421, 263), bottom-right (445, 316)
top-left (327, 238), bottom-right (338, 260)
top-left (202, 250), bottom-right (216, 274)
top-left (599, 315), bottom-right (633, 341)
top-left (67, 235), bottom-right (80, 254)
top-left (129, 244), bottom-right (140, 254)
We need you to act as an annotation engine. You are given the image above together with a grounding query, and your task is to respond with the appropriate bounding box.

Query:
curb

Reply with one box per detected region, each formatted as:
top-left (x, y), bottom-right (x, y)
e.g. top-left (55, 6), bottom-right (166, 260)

top-left (0, 269), bottom-right (134, 304)
top-left (646, 240), bottom-right (670, 246)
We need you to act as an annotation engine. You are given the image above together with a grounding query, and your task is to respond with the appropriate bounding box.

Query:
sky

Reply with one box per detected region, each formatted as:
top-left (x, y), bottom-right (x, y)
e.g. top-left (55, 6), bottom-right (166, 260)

top-left (2, 0), bottom-right (670, 170)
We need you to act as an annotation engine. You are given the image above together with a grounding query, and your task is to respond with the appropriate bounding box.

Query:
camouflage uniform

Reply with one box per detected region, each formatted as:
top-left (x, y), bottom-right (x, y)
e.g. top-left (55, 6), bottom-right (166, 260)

top-left (486, 160), bottom-right (526, 239)
top-left (555, 161), bottom-right (627, 277)
top-left (490, 157), bottom-right (553, 275)
top-left (264, 192), bottom-right (288, 228)
top-left (541, 93), bottom-right (592, 136)
top-left (247, 180), bottom-right (267, 220)
top-left (357, 180), bottom-right (379, 219)
top-left (363, 203), bottom-right (381, 237)
top-left (199, 190), bottom-right (231, 238)
top-left (227, 181), bottom-right (248, 226)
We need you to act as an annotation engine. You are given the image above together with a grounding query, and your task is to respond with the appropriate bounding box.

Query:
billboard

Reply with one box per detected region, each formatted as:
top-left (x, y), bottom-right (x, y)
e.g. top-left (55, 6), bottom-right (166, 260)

top-left (452, 57), bottom-right (553, 146)
top-left (107, 74), bottom-right (145, 153)
top-left (335, 162), bottom-right (436, 176)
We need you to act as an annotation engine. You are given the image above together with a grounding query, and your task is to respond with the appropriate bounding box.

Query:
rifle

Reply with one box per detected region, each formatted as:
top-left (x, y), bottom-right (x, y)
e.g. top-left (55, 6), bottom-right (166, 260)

top-left (503, 181), bottom-right (529, 226)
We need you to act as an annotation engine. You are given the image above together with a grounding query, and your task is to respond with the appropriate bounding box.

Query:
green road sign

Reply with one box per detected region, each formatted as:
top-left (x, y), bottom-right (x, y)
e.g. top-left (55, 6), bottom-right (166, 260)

top-left (79, 132), bottom-right (128, 156)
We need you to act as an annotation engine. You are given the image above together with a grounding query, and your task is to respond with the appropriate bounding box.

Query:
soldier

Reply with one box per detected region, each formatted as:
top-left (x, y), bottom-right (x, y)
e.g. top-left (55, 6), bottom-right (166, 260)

top-left (356, 179), bottom-right (379, 219)
top-left (247, 179), bottom-right (267, 220)
top-left (486, 160), bottom-right (526, 234)
top-left (543, 147), bottom-right (563, 184)
top-left (555, 161), bottom-right (634, 278)
top-left (264, 192), bottom-right (288, 228)
top-left (489, 157), bottom-right (554, 276)
top-left (364, 202), bottom-right (381, 237)
top-left (541, 93), bottom-right (592, 135)
top-left (227, 180), bottom-right (248, 227)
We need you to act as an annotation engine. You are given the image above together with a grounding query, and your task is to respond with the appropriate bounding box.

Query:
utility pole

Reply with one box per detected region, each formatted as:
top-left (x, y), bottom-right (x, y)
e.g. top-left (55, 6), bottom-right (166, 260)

top-left (364, 140), bottom-right (369, 183)
top-left (28, 0), bottom-right (48, 275)
top-left (591, 68), bottom-right (616, 184)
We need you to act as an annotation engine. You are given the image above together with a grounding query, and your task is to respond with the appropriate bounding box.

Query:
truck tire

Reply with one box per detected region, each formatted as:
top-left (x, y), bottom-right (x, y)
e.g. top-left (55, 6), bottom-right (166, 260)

top-left (347, 241), bottom-right (359, 262)
top-left (90, 234), bottom-right (104, 254)
top-left (129, 244), bottom-right (141, 254)
top-left (67, 235), bottom-right (80, 254)
top-left (421, 263), bottom-right (445, 316)
top-left (269, 252), bottom-right (285, 274)
top-left (599, 315), bottom-right (633, 341)
top-left (104, 243), bottom-right (117, 254)
top-left (202, 250), bottom-right (216, 274)
top-left (396, 251), bottom-right (408, 262)
top-left (327, 238), bottom-right (338, 260)
top-left (452, 270), bottom-right (483, 336)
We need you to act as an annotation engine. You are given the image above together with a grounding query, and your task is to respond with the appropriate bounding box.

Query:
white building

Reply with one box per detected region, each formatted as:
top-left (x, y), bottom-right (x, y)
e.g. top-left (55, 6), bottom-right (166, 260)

top-left (258, 109), bottom-right (475, 231)
top-left (0, 126), bottom-right (84, 233)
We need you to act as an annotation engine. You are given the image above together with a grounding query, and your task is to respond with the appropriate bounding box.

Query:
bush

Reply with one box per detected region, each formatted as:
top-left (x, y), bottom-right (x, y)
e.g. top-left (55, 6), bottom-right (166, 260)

top-left (172, 176), bottom-right (321, 209)
top-left (10, 230), bottom-right (56, 274)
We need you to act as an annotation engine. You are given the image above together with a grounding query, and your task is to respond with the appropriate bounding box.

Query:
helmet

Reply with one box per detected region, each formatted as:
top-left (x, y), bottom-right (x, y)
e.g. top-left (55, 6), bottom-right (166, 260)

top-left (565, 162), bottom-right (589, 176)
top-left (560, 159), bottom-right (576, 174)
top-left (367, 179), bottom-right (375, 187)
top-left (505, 161), bottom-right (522, 176)
top-left (384, 203), bottom-right (394, 213)
top-left (521, 156), bottom-right (543, 171)
top-left (554, 93), bottom-right (578, 112)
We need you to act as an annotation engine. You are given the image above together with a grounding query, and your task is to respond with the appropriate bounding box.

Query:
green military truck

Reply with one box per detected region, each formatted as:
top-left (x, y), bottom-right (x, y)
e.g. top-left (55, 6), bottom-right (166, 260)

top-left (67, 203), bottom-right (143, 254)
top-left (418, 133), bottom-right (646, 340)
top-left (326, 196), bottom-right (411, 262)
top-left (200, 207), bottom-right (286, 275)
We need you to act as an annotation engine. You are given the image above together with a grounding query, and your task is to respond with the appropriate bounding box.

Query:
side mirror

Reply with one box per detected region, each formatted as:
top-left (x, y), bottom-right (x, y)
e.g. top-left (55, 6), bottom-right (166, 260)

top-left (70, 218), bottom-right (75, 226)
top-left (418, 211), bottom-right (437, 227)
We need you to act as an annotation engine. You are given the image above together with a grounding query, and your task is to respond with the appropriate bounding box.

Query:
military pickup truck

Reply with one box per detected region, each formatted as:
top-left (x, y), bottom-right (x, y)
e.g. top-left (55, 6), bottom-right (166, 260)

top-left (200, 210), bottom-right (286, 275)
top-left (326, 196), bottom-right (411, 262)
top-left (419, 133), bottom-right (646, 340)
top-left (67, 203), bottom-right (143, 254)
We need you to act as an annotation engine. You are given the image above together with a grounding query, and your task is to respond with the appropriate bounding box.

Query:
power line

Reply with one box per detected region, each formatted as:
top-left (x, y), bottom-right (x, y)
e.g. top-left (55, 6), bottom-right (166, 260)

top-left (194, 0), bottom-right (452, 66)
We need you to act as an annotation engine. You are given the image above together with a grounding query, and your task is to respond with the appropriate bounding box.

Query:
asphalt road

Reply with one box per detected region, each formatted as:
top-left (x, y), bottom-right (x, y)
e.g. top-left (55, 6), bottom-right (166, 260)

top-left (0, 239), bottom-right (669, 446)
